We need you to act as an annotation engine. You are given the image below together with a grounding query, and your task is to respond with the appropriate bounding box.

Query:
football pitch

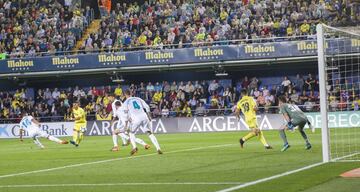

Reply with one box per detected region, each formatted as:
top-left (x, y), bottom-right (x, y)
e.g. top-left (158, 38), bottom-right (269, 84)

top-left (0, 130), bottom-right (359, 192)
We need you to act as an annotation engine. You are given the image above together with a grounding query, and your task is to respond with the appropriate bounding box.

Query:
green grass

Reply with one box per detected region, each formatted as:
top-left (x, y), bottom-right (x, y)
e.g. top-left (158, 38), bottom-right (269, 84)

top-left (0, 130), bottom-right (359, 192)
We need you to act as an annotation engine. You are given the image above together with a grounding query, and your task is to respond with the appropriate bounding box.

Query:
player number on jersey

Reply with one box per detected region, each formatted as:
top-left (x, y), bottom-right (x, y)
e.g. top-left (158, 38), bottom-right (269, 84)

top-left (289, 104), bottom-right (301, 112)
top-left (22, 119), bottom-right (31, 129)
top-left (242, 102), bottom-right (250, 112)
top-left (133, 101), bottom-right (140, 109)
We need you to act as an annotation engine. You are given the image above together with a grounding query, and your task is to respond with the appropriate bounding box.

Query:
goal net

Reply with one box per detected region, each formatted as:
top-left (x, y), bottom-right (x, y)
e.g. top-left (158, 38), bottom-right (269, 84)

top-left (317, 24), bottom-right (360, 162)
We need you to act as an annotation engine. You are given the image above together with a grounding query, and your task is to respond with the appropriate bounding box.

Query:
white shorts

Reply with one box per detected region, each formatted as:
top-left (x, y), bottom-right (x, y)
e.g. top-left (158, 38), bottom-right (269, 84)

top-left (129, 117), bottom-right (152, 134)
top-left (28, 129), bottom-right (49, 139)
top-left (115, 119), bottom-right (126, 133)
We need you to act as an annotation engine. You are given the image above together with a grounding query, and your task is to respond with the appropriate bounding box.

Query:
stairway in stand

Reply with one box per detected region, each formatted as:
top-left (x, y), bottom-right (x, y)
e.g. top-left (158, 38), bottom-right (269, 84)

top-left (74, 19), bottom-right (101, 52)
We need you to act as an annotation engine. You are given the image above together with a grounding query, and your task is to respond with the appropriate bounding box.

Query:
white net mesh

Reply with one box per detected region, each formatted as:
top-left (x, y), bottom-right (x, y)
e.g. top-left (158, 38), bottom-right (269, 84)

top-left (320, 25), bottom-right (360, 162)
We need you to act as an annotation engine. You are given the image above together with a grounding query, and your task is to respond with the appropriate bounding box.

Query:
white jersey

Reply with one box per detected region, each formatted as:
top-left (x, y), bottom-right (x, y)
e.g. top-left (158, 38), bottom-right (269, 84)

top-left (19, 116), bottom-right (38, 132)
top-left (111, 99), bottom-right (121, 118)
top-left (19, 116), bottom-right (49, 138)
top-left (113, 105), bottom-right (128, 123)
top-left (123, 97), bottom-right (150, 120)
top-left (124, 97), bottom-right (152, 133)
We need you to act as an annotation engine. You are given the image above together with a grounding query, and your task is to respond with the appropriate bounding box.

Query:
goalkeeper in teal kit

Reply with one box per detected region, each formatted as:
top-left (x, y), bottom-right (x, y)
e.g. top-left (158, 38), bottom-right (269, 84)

top-left (278, 96), bottom-right (315, 152)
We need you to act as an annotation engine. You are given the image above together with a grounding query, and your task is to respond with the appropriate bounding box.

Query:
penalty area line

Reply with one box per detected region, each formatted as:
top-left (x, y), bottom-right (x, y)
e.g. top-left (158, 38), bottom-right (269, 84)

top-left (0, 143), bottom-right (235, 179)
top-left (215, 162), bottom-right (324, 192)
top-left (0, 182), bottom-right (244, 188)
top-left (216, 151), bottom-right (360, 192)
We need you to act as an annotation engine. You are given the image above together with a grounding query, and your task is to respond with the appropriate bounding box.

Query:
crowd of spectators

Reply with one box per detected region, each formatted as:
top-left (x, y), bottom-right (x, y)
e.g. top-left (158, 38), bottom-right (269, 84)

top-left (2, 73), bottom-right (359, 123)
top-left (1, 0), bottom-right (358, 57)
top-left (82, 0), bottom-right (360, 52)
top-left (0, 0), bottom-right (92, 58)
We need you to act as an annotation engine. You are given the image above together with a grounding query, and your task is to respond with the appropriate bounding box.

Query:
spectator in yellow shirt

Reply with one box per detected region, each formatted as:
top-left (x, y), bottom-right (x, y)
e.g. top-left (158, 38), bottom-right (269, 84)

top-left (220, 8), bottom-right (228, 21)
top-left (196, 29), bottom-right (206, 41)
top-left (138, 32), bottom-right (147, 46)
top-left (300, 20), bottom-right (310, 35)
top-left (96, 108), bottom-right (112, 120)
top-left (287, 23), bottom-right (294, 36)
top-left (60, 91), bottom-right (66, 99)
top-left (1, 107), bottom-right (9, 118)
top-left (153, 31), bottom-right (162, 46)
top-left (114, 84), bottom-right (122, 97)
top-left (153, 90), bottom-right (162, 103)
top-left (11, 99), bottom-right (19, 109)
top-left (85, 102), bottom-right (95, 114)
top-left (103, 93), bottom-right (110, 106)
top-left (96, 95), bottom-right (103, 104)
top-left (181, 103), bottom-right (192, 117)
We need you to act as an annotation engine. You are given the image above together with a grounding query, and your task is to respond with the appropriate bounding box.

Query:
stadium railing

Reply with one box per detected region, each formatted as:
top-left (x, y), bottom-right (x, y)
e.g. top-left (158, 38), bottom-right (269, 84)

top-left (3, 35), bottom-right (316, 59)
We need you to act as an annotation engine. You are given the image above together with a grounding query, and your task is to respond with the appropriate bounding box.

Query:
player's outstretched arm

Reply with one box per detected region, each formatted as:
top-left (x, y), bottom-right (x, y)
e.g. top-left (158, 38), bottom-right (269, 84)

top-left (282, 113), bottom-right (291, 123)
top-left (282, 113), bottom-right (294, 130)
top-left (235, 108), bottom-right (241, 120)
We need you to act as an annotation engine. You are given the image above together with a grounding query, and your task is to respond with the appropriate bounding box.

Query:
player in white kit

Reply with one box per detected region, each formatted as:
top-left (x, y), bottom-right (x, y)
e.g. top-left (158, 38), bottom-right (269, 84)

top-left (108, 94), bottom-right (149, 151)
top-left (108, 93), bottom-right (130, 149)
top-left (110, 100), bottom-right (150, 151)
top-left (123, 90), bottom-right (162, 155)
top-left (19, 111), bottom-right (68, 148)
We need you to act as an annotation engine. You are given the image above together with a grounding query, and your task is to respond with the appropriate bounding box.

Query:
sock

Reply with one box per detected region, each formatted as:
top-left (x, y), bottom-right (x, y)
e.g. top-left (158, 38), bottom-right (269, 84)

top-left (242, 132), bottom-right (256, 142)
top-left (299, 129), bottom-right (310, 144)
top-left (75, 132), bottom-right (80, 145)
top-left (135, 138), bottom-right (147, 146)
top-left (33, 137), bottom-right (44, 148)
top-left (72, 131), bottom-right (78, 144)
top-left (48, 135), bottom-right (62, 144)
top-left (258, 131), bottom-right (269, 147)
top-left (78, 132), bottom-right (84, 144)
top-left (148, 134), bottom-right (161, 151)
top-left (129, 133), bottom-right (137, 149)
top-left (112, 135), bottom-right (118, 147)
top-left (119, 133), bottom-right (129, 145)
top-left (279, 129), bottom-right (288, 145)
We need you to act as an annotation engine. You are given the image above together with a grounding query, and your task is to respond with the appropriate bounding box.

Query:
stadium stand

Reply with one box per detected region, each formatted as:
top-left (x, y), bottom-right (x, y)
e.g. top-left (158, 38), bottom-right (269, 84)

top-left (82, 0), bottom-right (360, 52)
top-left (0, 0), bottom-right (94, 58)
top-left (3, 73), bottom-right (349, 123)
top-left (1, 0), bottom-right (359, 56)
top-left (0, 0), bottom-right (359, 122)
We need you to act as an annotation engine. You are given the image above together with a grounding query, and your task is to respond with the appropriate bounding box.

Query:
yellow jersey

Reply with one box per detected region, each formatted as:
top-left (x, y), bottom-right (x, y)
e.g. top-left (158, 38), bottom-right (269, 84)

top-left (237, 96), bottom-right (257, 121)
top-left (114, 87), bottom-right (122, 96)
top-left (73, 107), bottom-right (86, 124)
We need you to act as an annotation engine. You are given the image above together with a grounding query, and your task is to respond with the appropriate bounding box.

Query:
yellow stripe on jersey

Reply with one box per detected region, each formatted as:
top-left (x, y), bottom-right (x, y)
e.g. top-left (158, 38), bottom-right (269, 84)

top-left (236, 96), bottom-right (257, 121)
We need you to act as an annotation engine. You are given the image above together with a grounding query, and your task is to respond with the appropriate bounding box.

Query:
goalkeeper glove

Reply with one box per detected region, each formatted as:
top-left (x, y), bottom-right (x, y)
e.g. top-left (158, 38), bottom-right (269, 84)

top-left (287, 122), bottom-right (295, 131)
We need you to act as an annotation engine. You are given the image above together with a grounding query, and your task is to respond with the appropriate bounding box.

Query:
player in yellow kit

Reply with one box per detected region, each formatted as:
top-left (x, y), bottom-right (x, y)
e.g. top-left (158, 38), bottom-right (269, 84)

top-left (235, 89), bottom-right (272, 149)
top-left (70, 101), bottom-right (87, 147)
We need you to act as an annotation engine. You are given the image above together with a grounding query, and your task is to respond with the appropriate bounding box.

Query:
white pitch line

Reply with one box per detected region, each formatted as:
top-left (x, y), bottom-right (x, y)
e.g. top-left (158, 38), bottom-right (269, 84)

top-left (0, 143), bottom-right (235, 179)
top-left (216, 152), bottom-right (360, 192)
top-left (0, 182), bottom-right (244, 188)
top-left (215, 162), bottom-right (324, 192)
top-left (331, 152), bottom-right (360, 162)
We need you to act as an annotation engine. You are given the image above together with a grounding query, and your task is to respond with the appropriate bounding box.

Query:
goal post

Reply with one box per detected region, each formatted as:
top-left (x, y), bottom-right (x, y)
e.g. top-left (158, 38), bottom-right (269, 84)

top-left (317, 24), bottom-right (360, 162)
top-left (316, 24), bottom-right (330, 163)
